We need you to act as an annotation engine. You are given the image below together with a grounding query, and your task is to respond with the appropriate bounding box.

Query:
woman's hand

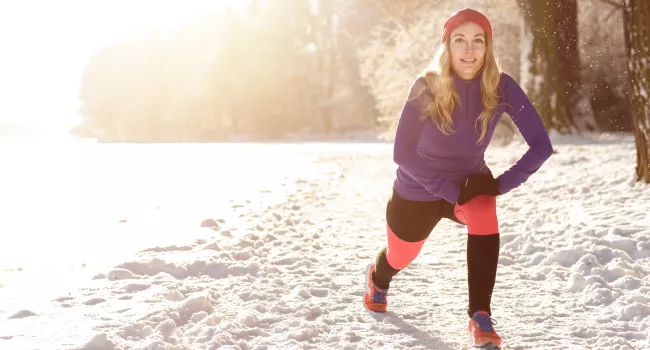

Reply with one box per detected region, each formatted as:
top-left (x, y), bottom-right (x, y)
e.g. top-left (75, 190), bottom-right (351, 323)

top-left (457, 173), bottom-right (500, 206)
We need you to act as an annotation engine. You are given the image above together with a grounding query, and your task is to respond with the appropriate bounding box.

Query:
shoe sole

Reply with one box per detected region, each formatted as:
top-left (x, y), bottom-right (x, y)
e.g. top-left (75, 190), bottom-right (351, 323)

top-left (469, 334), bottom-right (500, 349)
top-left (468, 330), bottom-right (500, 349)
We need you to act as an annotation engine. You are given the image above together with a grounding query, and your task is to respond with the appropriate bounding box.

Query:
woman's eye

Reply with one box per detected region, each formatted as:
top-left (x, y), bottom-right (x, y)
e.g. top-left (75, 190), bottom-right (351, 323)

top-left (474, 39), bottom-right (484, 44)
top-left (455, 38), bottom-right (464, 43)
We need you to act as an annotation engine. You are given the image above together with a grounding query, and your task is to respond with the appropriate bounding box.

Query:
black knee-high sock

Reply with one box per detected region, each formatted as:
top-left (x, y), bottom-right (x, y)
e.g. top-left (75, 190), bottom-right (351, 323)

top-left (372, 247), bottom-right (400, 289)
top-left (467, 233), bottom-right (500, 317)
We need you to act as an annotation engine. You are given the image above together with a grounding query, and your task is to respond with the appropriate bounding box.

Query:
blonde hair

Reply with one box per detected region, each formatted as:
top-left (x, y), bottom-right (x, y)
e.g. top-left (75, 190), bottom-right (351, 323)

top-left (414, 35), bottom-right (502, 144)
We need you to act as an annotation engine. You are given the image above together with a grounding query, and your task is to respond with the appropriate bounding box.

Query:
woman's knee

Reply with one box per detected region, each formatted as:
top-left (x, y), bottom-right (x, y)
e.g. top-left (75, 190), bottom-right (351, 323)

top-left (385, 224), bottom-right (426, 270)
top-left (454, 195), bottom-right (498, 235)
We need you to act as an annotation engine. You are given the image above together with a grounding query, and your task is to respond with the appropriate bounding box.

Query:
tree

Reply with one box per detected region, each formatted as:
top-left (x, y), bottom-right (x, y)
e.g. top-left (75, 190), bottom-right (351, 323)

top-left (74, 0), bottom-right (381, 141)
top-left (357, 1), bottom-right (523, 141)
top-left (518, 0), bottom-right (597, 133)
top-left (623, 0), bottom-right (650, 183)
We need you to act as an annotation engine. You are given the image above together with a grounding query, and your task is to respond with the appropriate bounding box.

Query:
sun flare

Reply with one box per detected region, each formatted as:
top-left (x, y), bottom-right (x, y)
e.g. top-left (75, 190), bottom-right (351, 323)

top-left (0, 0), bottom-right (251, 133)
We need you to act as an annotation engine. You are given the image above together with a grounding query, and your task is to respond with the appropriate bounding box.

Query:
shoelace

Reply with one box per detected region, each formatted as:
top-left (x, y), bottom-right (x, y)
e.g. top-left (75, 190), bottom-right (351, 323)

top-left (371, 286), bottom-right (387, 303)
top-left (474, 313), bottom-right (497, 333)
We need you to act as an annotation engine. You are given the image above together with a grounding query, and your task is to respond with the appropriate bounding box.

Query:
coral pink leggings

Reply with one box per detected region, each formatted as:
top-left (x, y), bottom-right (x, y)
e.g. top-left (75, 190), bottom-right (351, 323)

top-left (386, 195), bottom-right (498, 270)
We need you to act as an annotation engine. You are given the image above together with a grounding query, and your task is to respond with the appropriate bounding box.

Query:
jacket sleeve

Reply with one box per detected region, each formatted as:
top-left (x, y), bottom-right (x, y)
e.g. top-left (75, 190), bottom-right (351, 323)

top-left (496, 73), bottom-right (554, 195)
top-left (393, 77), bottom-right (460, 204)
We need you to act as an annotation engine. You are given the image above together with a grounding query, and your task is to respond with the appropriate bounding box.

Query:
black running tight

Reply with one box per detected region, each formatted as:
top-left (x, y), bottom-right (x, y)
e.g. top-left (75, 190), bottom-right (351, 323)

top-left (372, 187), bottom-right (500, 317)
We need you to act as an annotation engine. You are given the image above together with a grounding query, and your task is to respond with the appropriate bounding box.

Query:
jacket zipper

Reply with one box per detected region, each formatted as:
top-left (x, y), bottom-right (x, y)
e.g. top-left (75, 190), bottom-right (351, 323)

top-left (466, 81), bottom-right (470, 118)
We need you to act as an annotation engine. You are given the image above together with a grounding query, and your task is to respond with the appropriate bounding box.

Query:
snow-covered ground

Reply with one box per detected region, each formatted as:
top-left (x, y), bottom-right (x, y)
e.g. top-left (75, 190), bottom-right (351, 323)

top-left (2, 132), bottom-right (650, 350)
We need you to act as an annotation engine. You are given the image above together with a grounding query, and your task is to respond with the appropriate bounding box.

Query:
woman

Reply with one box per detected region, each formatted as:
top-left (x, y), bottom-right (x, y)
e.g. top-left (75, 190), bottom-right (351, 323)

top-left (363, 8), bottom-right (553, 349)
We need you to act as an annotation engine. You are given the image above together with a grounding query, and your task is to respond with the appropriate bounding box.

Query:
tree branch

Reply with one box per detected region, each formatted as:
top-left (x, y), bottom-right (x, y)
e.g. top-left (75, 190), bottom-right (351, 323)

top-left (604, 6), bottom-right (620, 21)
top-left (599, 0), bottom-right (624, 9)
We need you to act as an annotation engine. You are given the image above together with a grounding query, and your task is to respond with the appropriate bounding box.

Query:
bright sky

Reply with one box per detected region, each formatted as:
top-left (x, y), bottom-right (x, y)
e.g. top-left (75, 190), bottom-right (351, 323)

top-left (0, 0), bottom-right (246, 133)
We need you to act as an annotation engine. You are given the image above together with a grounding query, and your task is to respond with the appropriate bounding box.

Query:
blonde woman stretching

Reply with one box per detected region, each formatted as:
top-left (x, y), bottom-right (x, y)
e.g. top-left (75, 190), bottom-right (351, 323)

top-left (363, 8), bottom-right (553, 349)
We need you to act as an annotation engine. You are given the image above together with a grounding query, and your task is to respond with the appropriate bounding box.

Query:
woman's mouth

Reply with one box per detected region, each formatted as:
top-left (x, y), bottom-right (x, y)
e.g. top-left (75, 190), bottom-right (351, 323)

top-left (460, 58), bottom-right (477, 63)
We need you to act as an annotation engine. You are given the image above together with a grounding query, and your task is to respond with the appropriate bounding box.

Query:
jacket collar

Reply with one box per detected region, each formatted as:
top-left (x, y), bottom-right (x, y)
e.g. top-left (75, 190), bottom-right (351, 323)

top-left (451, 69), bottom-right (483, 87)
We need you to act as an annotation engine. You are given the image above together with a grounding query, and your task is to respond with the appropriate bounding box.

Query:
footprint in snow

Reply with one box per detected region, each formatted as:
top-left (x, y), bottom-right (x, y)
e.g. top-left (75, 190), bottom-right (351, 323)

top-left (9, 310), bottom-right (38, 319)
top-left (85, 298), bottom-right (106, 306)
top-left (200, 219), bottom-right (220, 229)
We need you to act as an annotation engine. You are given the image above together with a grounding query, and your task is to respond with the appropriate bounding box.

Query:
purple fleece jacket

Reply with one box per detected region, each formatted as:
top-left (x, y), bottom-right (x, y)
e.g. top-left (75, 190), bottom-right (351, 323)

top-left (393, 71), bottom-right (553, 203)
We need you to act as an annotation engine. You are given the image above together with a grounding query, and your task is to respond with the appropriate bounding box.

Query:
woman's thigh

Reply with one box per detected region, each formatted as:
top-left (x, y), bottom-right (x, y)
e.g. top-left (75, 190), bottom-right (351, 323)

top-left (447, 195), bottom-right (499, 235)
top-left (386, 188), bottom-right (445, 242)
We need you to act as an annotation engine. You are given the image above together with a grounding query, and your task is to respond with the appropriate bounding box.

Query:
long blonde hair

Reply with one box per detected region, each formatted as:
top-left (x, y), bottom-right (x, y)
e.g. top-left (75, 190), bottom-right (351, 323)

top-left (417, 35), bottom-right (502, 144)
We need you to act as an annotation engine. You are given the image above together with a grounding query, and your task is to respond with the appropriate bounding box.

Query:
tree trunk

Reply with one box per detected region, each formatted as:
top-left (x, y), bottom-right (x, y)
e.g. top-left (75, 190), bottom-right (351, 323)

top-left (317, 0), bottom-right (335, 134)
top-left (554, 0), bottom-right (597, 132)
top-left (623, 0), bottom-right (650, 183)
top-left (518, 0), bottom-right (597, 133)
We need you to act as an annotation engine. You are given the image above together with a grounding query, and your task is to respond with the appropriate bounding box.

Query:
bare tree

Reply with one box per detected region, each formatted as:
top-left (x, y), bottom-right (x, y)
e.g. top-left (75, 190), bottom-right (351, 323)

top-left (357, 1), bottom-right (522, 142)
top-left (518, 0), bottom-right (598, 133)
top-left (623, 0), bottom-right (650, 183)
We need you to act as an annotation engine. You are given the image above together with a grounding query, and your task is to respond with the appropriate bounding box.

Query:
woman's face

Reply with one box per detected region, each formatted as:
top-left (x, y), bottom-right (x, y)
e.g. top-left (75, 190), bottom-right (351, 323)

top-left (449, 21), bottom-right (486, 80)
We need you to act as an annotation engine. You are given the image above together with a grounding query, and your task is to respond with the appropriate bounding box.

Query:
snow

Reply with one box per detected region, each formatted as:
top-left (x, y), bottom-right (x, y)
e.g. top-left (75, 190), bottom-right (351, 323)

top-left (2, 132), bottom-right (650, 349)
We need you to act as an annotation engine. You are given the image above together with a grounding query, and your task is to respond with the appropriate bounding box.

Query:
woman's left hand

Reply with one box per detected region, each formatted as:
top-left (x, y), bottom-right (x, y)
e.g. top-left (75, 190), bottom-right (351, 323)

top-left (457, 173), bottom-right (500, 205)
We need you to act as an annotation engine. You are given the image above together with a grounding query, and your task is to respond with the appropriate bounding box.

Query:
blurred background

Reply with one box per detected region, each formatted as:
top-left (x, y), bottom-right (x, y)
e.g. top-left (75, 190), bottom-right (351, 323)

top-left (0, 0), bottom-right (648, 180)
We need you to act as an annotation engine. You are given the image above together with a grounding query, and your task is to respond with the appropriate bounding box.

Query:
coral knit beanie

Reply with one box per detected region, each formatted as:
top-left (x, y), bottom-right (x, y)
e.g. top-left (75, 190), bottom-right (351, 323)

top-left (441, 8), bottom-right (493, 44)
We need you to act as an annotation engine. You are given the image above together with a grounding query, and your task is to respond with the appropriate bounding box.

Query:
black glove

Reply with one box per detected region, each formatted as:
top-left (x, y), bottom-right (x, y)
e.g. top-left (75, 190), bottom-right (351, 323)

top-left (457, 173), bottom-right (500, 206)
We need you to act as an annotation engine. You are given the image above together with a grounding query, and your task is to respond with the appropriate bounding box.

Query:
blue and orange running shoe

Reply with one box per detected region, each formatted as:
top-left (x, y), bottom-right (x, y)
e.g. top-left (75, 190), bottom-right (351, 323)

top-left (363, 264), bottom-right (388, 312)
top-left (468, 311), bottom-right (502, 349)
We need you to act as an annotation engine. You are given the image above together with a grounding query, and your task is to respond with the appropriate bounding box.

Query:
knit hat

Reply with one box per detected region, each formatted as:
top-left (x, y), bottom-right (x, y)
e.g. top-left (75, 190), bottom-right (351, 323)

top-left (441, 8), bottom-right (492, 44)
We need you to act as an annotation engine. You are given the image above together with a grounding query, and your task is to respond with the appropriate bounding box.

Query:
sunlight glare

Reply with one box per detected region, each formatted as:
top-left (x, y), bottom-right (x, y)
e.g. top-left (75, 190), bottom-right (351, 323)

top-left (0, 0), bottom-right (250, 134)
